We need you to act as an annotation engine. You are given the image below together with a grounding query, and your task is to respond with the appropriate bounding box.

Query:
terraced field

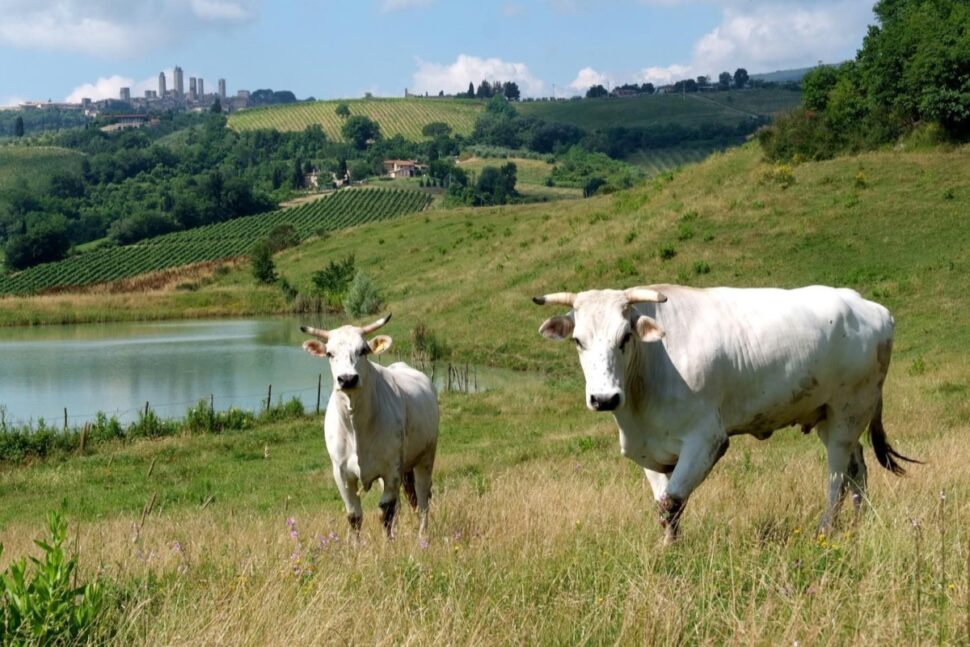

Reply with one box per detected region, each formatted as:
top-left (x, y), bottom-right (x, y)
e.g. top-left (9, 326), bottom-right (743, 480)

top-left (0, 188), bottom-right (431, 295)
top-left (0, 145), bottom-right (83, 191)
top-left (228, 98), bottom-right (484, 140)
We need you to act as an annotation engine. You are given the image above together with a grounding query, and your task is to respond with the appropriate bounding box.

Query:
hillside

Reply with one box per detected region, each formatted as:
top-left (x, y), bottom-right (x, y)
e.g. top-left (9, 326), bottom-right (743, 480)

top-left (0, 188), bottom-right (431, 296)
top-left (0, 145), bottom-right (83, 192)
top-left (1, 142), bottom-right (968, 644)
top-left (517, 88), bottom-right (801, 130)
top-left (227, 98), bottom-right (484, 140)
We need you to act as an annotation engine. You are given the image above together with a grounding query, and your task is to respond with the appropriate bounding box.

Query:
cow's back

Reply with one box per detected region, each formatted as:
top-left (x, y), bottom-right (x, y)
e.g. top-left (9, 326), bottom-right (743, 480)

top-left (636, 285), bottom-right (893, 432)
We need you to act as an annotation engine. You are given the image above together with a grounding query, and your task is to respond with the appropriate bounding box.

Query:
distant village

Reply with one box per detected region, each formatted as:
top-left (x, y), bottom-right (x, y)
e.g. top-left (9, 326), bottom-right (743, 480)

top-left (16, 65), bottom-right (254, 120)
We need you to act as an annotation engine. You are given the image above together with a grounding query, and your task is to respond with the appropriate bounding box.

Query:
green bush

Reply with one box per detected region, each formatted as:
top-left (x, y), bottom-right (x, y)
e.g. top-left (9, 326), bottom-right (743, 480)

top-left (344, 272), bottom-right (382, 318)
top-left (0, 512), bottom-right (105, 645)
top-left (411, 323), bottom-right (449, 363)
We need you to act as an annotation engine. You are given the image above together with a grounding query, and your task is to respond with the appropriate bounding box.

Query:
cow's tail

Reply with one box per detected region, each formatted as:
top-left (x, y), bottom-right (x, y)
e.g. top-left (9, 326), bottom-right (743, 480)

top-left (403, 469), bottom-right (418, 510)
top-left (868, 397), bottom-right (922, 476)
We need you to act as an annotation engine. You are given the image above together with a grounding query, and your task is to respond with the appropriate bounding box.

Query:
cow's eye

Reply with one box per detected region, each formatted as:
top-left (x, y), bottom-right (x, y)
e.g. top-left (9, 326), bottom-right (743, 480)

top-left (359, 345), bottom-right (371, 356)
top-left (573, 337), bottom-right (584, 350)
top-left (325, 351), bottom-right (333, 359)
top-left (620, 331), bottom-right (632, 351)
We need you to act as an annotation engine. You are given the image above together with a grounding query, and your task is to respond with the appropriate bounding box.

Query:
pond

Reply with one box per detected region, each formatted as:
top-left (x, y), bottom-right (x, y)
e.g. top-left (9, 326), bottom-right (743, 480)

top-left (0, 318), bottom-right (332, 426)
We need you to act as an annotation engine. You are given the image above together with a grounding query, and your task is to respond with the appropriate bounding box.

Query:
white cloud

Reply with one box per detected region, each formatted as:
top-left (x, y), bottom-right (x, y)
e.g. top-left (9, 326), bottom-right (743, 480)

top-left (411, 54), bottom-right (545, 97)
top-left (637, 1), bottom-right (872, 85)
top-left (568, 67), bottom-right (613, 93)
top-left (2, 96), bottom-right (28, 108)
top-left (0, 0), bottom-right (259, 58)
top-left (380, 0), bottom-right (433, 12)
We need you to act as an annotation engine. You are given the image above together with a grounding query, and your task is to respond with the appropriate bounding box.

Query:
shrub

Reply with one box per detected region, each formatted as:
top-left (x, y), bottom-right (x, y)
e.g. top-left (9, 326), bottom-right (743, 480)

top-left (250, 241), bottom-right (277, 284)
top-left (312, 254), bottom-right (355, 307)
top-left (760, 164), bottom-right (796, 189)
top-left (412, 323), bottom-right (448, 363)
top-left (344, 272), bottom-right (382, 318)
top-left (266, 223), bottom-right (300, 252)
top-left (0, 512), bottom-right (105, 644)
top-left (693, 260), bottom-right (711, 275)
top-left (658, 244), bottom-right (677, 261)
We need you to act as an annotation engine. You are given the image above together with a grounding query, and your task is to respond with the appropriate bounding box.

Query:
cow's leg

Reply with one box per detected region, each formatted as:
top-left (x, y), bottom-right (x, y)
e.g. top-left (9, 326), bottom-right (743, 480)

top-left (333, 466), bottom-right (363, 536)
top-left (661, 428), bottom-right (730, 545)
top-left (378, 473), bottom-right (401, 539)
top-left (847, 442), bottom-right (868, 513)
top-left (413, 459), bottom-right (434, 537)
top-left (643, 469), bottom-right (670, 530)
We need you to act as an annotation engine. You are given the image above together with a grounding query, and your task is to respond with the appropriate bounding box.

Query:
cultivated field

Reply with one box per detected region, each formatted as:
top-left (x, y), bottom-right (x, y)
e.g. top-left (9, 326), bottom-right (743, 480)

top-left (456, 156), bottom-right (583, 200)
top-left (1, 142), bottom-right (968, 644)
top-left (227, 98), bottom-right (484, 140)
top-left (0, 145), bottom-right (83, 192)
top-left (518, 89), bottom-right (802, 130)
top-left (626, 143), bottom-right (735, 175)
top-left (0, 188), bottom-right (430, 296)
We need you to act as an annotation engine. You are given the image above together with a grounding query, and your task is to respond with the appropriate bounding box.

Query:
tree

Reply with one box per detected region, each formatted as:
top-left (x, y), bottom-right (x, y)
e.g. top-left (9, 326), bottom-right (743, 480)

top-left (250, 241), bottom-right (277, 284)
top-left (344, 272), bottom-right (382, 318)
top-left (466, 82), bottom-right (475, 98)
top-left (341, 115), bottom-right (381, 149)
top-left (734, 68), bottom-right (749, 89)
top-left (476, 80), bottom-right (493, 99)
top-left (335, 102), bottom-right (350, 118)
top-left (266, 223), bottom-right (299, 252)
top-left (421, 121), bottom-right (452, 138)
top-left (210, 98), bottom-right (222, 114)
top-left (586, 84), bottom-right (609, 98)
top-left (718, 72), bottom-right (732, 90)
top-left (801, 65), bottom-right (841, 111)
top-left (14, 115), bottom-right (24, 137)
top-left (3, 218), bottom-right (71, 270)
top-left (502, 81), bottom-right (521, 101)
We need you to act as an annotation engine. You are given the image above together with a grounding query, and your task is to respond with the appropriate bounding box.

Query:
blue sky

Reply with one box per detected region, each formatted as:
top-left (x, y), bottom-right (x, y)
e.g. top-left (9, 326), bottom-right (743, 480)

top-left (0, 0), bottom-right (876, 106)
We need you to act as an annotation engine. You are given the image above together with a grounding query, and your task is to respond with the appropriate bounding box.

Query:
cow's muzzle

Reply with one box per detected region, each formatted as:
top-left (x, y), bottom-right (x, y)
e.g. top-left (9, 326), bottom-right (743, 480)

top-left (337, 374), bottom-right (360, 389)
top-left (589, 393), bottom-right (621, 411)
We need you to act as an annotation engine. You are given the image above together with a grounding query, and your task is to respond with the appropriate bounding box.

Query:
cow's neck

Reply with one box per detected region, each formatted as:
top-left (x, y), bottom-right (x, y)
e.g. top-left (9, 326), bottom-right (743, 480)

top-left (338, 363), bottom-right (380, 434)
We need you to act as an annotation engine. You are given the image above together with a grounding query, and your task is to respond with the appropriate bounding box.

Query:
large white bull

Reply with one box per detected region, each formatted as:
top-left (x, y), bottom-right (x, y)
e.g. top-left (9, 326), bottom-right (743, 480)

top-left (534, 284), bottom-right (917, 543)
top-left (301, 314), bottom-right (439, 537)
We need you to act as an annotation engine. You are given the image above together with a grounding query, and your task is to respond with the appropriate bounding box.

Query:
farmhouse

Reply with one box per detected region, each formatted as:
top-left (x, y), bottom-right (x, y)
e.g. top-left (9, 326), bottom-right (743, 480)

top-left (383, 159), bottom-right (425, 179)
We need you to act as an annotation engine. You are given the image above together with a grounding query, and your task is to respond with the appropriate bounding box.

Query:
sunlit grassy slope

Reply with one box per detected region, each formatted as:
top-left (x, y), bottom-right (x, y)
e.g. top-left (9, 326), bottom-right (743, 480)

top-left (1, 143), bottom-right (968, 644)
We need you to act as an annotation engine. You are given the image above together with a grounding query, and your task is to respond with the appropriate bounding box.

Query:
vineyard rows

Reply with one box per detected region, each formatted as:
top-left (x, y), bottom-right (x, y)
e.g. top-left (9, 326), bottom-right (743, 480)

top-left (228, 98), bottom-right (483, 141)
top-left (626, 145), bottom-right (730, 176)
top-left (0, 188), bottom-right (431, 296)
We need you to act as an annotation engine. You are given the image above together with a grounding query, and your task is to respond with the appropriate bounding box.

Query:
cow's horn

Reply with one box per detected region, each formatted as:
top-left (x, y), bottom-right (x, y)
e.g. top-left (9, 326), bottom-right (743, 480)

top-left (361, 313), bottom-right (392, 334)
top-left (532, 292), bottom-right (576, 307)
top-left (624, 287), bottom-right (667, 304)
top-left (301, 325), bottom-right (330, 340)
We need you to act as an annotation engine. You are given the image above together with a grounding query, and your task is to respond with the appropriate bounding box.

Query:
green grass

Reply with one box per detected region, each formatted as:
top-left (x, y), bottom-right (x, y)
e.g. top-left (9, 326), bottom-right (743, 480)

top-left (0, 145), bottom-right (83, 192)
top-left (227, 98), bottom-right (484, 140)
top-left (518, 89), bottom-right (801, 130)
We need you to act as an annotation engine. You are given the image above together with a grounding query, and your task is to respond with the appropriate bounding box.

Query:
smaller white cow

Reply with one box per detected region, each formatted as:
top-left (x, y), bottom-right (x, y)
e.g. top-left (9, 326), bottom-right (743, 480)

top-left (301, 314), bottom-right (439, 537)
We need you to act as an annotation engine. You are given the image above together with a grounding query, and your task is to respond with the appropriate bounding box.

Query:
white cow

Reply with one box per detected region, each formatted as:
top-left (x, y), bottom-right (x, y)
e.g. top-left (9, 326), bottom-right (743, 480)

top-left (534, 284), bottom-right (917, 543)
top-left (301, 314), bottom-right (439, 537)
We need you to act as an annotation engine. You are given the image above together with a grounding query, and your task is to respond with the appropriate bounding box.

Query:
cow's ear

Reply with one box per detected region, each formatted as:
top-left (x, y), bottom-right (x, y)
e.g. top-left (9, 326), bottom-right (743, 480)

top-left (368, 335), bottom-right (393, 355)
top-left (303, 340), bottom-right (328, 357)
top-left (539, 315), bottom-right (574, 341)
top-left (635, 315), bottom-right (665, 342)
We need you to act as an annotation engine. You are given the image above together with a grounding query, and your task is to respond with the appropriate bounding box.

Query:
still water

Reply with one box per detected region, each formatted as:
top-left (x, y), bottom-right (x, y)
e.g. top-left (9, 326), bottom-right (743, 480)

top-left (0, 318), bottom-right (334, 425)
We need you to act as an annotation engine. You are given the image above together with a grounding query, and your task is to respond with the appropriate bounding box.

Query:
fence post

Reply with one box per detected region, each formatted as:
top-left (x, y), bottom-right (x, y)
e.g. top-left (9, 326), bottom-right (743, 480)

top-left (210, 393), bottom-right (215, 429)
top-left (64, 407), bottom-right (68, 432)
top-left (79, 423), bottom-right (88, 454)
top-left (144, 401), bottom-right (150, 418)
top-left (316, 374), bottom-right (322, 414)
top-left (266, 384), bottom-right (272, 412)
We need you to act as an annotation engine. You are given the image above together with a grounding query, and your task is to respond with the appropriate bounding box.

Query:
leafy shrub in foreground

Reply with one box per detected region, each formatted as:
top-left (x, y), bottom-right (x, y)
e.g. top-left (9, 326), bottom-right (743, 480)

top-left (0, 512), bottom-right (105, 645)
